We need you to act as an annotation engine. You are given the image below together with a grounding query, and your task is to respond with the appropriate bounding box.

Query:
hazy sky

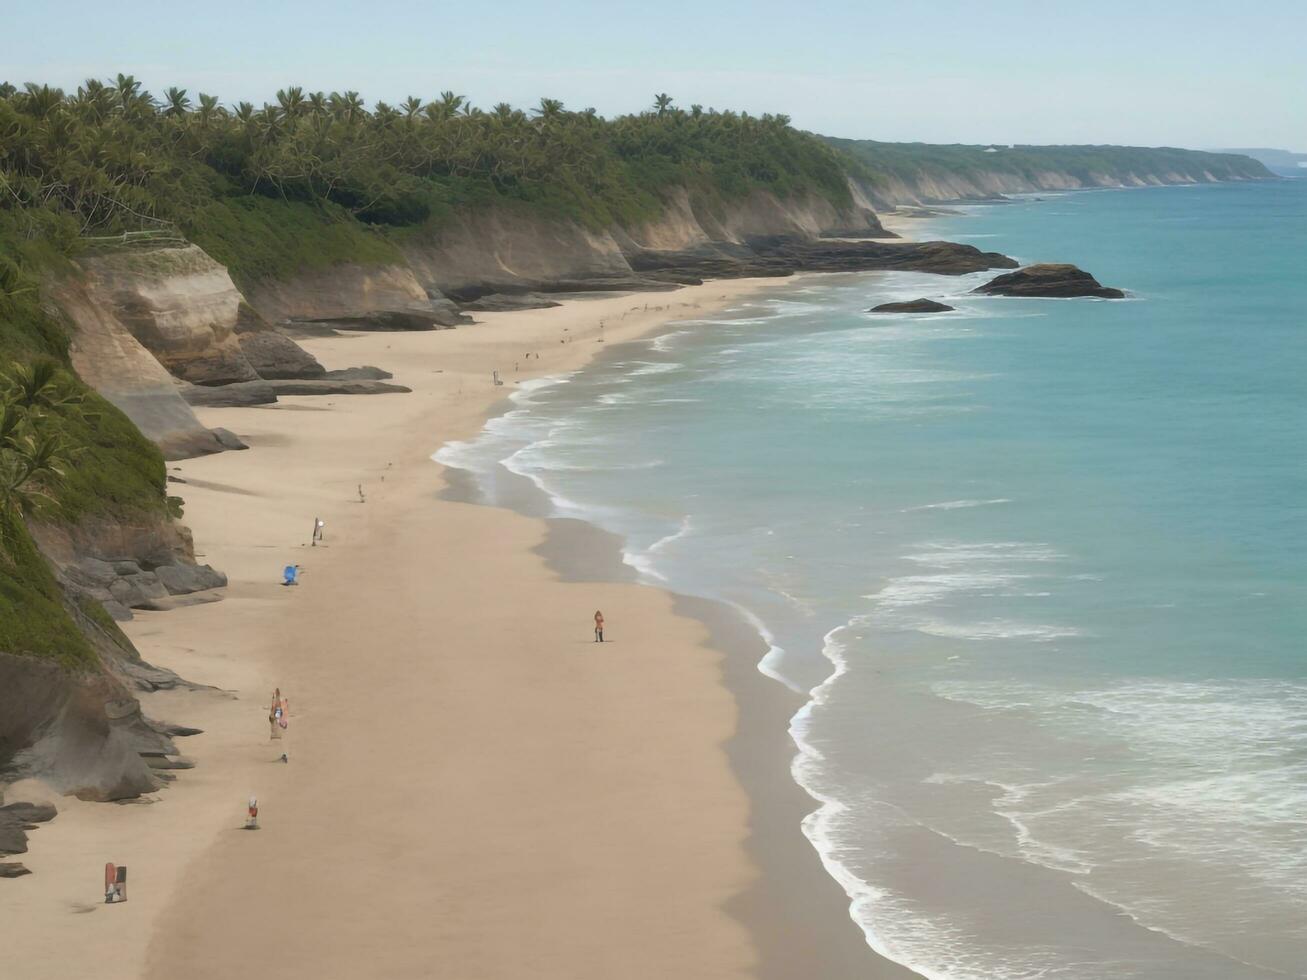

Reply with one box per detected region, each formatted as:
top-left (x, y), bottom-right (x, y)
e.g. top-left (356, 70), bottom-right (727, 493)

top-left (6, 0), bottom-right (1304, 149)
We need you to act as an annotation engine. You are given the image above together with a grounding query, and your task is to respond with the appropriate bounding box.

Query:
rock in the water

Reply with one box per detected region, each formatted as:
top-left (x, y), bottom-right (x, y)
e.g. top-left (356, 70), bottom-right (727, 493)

top-left (154, 562), bottom-right (227, 596)
top-left (869, 298), bottom-right (955, 314)
top-left (237, 331), bottom-right (326, 380)
top-left (974, 263), bottom-right (1125, 299)
top-left (0, 862), bottom-right (31, 877)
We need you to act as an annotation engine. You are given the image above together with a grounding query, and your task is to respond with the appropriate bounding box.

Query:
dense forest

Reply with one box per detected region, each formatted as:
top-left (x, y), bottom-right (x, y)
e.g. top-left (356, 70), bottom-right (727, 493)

top-left (0, 77), bottom-right (857, 284)
top-left (825, 137), bottom-right (1271, 188)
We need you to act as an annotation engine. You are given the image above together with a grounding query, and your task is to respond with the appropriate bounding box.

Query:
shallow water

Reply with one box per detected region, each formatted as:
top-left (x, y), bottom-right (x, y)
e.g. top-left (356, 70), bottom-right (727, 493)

top-left (439, 179), bottom-right (1307, 979)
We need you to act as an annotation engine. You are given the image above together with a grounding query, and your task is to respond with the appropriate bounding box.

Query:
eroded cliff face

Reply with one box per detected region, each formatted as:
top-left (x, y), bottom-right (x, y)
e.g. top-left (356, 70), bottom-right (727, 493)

top-left (76, 245), bottom-right (256, 385)
top-left (53, 277), bottom-right (234, 460)
top-left (242, 260), bottom-right (435, 323)
top-left (864, 167), bottom-right (1251, 206)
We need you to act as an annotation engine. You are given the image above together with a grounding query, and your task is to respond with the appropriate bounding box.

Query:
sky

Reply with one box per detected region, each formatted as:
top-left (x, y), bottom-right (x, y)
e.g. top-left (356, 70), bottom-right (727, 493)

top-left (5, 0), bottom-right (1304, 149)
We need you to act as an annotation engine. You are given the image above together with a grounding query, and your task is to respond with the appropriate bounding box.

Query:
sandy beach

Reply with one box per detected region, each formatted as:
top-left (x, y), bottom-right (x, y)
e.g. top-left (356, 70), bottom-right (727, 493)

top-left (0, 276), bottom-right (920, 979)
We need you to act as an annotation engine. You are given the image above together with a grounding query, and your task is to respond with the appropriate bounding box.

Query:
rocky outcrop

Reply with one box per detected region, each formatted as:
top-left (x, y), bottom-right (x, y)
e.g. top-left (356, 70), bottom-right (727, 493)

top-left (30, 515), bottom-right (227, 624)
top-left (75, 245), bottom-right (259, 386)
top-left (461, 293), bottom-right (562, 312)
top-left (974, 263), bottom-right (1125, 299)
top-left (869, 298), bottom-right (955, 313)
top-left (262, 379), bottom-right (411, 396)
top-left (180, 380), bottom-right (278, 408)
top-left (288, 308), bottom-right (467, 331)
top-left (236, 330), bottom-right (325, 379)
top-left (54, 279), bottom-right (238, 460)
top-left (628, 237), bottom-right (1017, 283)
top-left (0, 652), bottom-right (162, 802)
top-left (0, 798), bottom-right (57, 861)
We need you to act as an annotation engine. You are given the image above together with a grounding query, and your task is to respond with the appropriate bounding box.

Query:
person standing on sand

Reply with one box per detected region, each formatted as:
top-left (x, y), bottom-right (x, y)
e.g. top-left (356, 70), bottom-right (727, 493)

top-left (594, 610), bottom-right (605, 643)
top-left (269, 688), bottom-right (288, 740)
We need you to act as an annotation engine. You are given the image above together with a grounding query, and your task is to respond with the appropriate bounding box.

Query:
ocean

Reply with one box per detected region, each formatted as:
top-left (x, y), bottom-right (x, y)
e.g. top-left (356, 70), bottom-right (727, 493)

top-left (438, 178), bottom-right (1307, 979)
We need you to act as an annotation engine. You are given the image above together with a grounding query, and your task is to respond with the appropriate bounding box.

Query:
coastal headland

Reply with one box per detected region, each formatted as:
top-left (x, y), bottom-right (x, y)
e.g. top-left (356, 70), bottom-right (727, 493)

top-left (0, 78), bottom-right (1278, 977)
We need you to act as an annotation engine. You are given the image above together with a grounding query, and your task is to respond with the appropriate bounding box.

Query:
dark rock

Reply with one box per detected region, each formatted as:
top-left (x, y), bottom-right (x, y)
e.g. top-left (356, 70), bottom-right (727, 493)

top-left (181, 381), bottom-right (278, 408)
top-left (114, 658), bottom-right (197, 693)
top-left (869, 298), bottom-right (956, 314)
top-left (110, 560), bottom-right (143, 576)
top-left (265, 379), bottom-right (411, 396)
top-left (101, 600), bottom-right (134, 622)
top-left (625, 237), bottom-right (1018, 283)
top-left (0, 863), bottom-right (31, 877)
top-left (0, 802), bottom-right (57, 824)
top-left (64, 558), bottom-right (118, 590)
top-left (291, 308), bottom-right (466, 332)
top-left (322, 366), bottom-right (393, 381)
top-left (461, 293), bottom-right (562, 312)
top-left (170, 344), bottom-right (261, 387)
top-left (154, 562), bottom-right (227, 596)
top-left (210, 428), bottom-right (248, 451)
top-left (158, 723), bottom-right (204, 737)
top-left (443, 277), bottom-right (681, 305)
top-left (109, 572), bottom-right (169, 610)
top-left (144, 755), bottom-right (195, 770)
top-left (238, 331), bottom-right (326, 380)
top-left (974, 263), bottom-right (1126, 299)
top-left (0, 819), bottom-right (28, 856)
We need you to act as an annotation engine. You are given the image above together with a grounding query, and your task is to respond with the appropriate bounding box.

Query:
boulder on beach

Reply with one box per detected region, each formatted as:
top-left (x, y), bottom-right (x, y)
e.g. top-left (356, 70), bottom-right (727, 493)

top-left (974, 263), bottom-right (1125, 299)
top-left (868, 298), bottom-right (955, 314)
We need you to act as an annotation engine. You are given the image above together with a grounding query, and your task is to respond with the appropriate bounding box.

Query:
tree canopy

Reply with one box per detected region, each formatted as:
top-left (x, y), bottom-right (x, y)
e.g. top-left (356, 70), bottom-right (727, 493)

top-left (0, 80), bottom-right (856, 282)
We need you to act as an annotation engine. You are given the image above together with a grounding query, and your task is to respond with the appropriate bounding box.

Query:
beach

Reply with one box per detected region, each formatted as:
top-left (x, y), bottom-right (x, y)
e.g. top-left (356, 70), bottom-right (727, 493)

top-left (0, 277), bottom-right (917, 979)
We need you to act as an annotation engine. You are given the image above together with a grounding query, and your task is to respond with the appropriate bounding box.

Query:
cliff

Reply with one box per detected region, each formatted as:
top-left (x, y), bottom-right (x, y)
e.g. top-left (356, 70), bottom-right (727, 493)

top-left (824, 139), bottom-right (1275, 206)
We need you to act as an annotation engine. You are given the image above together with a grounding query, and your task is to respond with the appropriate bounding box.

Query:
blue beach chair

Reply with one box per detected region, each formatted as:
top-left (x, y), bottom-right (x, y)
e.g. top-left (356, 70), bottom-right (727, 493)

top-left (282, 565), bottom-right (299, 586)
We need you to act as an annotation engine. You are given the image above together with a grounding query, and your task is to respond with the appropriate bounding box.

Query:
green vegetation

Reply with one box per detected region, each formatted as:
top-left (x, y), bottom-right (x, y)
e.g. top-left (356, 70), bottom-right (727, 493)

top-left (0, 364), bottom-right (111, 670)
top-left (0, 226), bottom-right (166, 671)
top-left (0, 507), bottom-right (97, 668)
top-left (1, 78), bottom-right (854, 286)
top-left (824, 138), bottom-right (1273, 191)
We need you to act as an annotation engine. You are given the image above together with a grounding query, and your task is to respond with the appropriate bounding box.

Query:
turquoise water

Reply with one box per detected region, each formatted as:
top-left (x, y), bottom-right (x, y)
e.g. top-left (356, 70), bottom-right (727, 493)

top-left (440, 179), bottom-right (1306, 979)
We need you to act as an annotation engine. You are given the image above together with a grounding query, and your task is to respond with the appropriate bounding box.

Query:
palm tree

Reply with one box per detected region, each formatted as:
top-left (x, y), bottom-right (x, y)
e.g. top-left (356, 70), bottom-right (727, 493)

top-left (195, 93), bottom-right (222, 125)
top-left (0, 363), bottom-right (77, 516)
top-left (533, 98), bottom-right (564, 122)
top-left (653, 93), bottom-right (674, 115)
top-left (162, 87), bottom-right (191, 116)
top-left (19, 83), bottom-right (65, 120)
top-left (276, 86), bottom-right (307, 118)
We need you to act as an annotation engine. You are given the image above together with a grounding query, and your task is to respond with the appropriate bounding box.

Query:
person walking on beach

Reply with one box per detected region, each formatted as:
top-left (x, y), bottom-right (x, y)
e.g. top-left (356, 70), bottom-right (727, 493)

top-left (594, 610), bottom-right (605, 643)
top-left (269, 688), bottom-right (288, 740)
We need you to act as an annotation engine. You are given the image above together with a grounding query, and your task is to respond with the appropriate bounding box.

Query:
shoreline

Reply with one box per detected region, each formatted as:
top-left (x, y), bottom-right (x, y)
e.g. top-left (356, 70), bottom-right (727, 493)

top-left (0, 273), bottom-right (910, 979)
top-left (439, 282), bottom-right (933, 979)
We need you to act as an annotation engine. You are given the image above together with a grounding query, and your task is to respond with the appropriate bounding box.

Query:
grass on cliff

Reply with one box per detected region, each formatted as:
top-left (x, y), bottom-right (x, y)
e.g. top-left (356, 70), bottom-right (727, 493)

top-left (1, 225), bottom-right (167, 669)
top-left (0, 508), bottom-right (98, 670)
